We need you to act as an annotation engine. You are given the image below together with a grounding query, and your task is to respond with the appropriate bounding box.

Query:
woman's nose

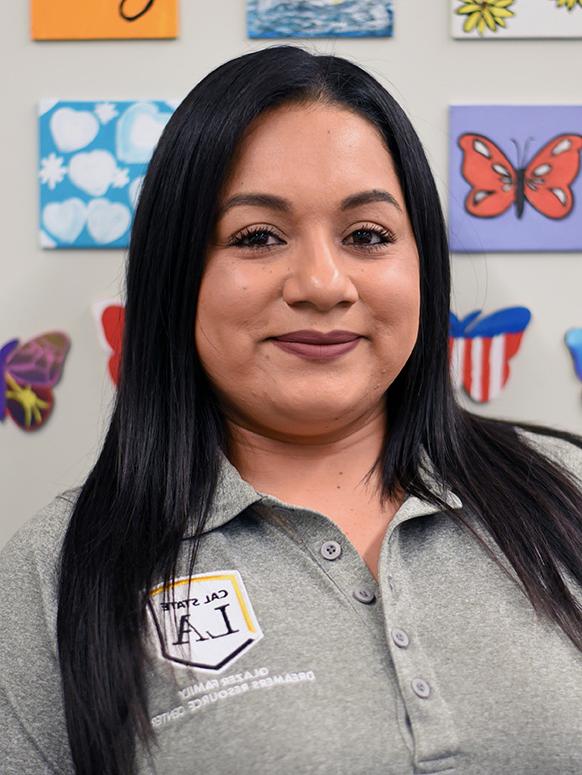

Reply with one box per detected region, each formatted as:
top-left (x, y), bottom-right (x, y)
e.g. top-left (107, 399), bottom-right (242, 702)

top-left (281, 231), bottom-right (359, 310)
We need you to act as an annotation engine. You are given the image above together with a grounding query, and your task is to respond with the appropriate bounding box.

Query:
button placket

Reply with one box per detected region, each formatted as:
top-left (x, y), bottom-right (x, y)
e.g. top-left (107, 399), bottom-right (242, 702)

top-left (257, 504), bottom-right (387, 649)
top-left (306, 532), bottom-right (387, 639)
top-left (318, 539), bottom-right (378, 606)
top-left (381, 525), bottom-right (459, 768)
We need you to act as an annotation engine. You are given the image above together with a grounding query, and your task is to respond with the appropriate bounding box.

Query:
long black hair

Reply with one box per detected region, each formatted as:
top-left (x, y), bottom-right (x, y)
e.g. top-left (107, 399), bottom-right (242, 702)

top-left (57, 45), bottom-right (582, 774)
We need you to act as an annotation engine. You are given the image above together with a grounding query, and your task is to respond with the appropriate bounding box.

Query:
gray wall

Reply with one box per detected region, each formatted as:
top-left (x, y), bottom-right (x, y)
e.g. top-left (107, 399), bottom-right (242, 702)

top-left (2, 2), bottom-right (582, 547)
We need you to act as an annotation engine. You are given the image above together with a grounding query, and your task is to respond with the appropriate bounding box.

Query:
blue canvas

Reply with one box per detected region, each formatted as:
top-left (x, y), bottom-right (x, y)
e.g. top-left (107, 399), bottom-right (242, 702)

top-left (38, 99), bottom-right (177, 249)
top-left (449, 105), bottom-right (582, 253)
top-left (247, 0), bottom-right (393, 38)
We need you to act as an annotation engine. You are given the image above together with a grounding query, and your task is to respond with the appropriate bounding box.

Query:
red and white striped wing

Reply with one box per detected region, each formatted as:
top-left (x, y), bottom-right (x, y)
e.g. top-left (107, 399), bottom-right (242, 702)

top-left (449, 331), bottom-right (525, 403)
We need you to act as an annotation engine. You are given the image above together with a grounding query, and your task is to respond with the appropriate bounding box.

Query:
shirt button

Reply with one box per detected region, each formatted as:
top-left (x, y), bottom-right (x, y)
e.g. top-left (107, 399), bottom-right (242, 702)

top-left (352, 586), bottom-right (376, 604)
top-left (411, 678), bottom-right (431, 699)
top-left (320, 540), bottom-right (342, 560)
top-left (392, 628), bottom-right (409, 648)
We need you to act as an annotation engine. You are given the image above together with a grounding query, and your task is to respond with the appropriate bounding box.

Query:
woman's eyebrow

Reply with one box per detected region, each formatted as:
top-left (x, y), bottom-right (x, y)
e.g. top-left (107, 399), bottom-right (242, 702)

top-left (217, 188), bottom-right (403, 218)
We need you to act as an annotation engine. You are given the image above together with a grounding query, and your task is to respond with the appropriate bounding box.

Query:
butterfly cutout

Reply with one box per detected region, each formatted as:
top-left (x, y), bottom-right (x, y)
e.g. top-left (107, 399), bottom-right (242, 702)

top-left (565, 328), bottom-right (582, 381)
top-left (0, 332), bottom-right (70, 431)
top-left (93, 301), bottom-right (124, 386)
top-left (458, 133), bottom-right (582, 219)
top-left (449, 307), bottom-right (531, 403)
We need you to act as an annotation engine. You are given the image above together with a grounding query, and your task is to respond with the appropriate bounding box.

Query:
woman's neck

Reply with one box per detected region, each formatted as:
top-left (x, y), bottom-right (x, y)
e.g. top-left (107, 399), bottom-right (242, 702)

top-left (223, 404), bottom-right (392, 509)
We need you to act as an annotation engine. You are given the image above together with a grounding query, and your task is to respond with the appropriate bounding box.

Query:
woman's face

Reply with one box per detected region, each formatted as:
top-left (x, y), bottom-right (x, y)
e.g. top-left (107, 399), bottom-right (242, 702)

top-left (195, 102), bottom-right (420, 439)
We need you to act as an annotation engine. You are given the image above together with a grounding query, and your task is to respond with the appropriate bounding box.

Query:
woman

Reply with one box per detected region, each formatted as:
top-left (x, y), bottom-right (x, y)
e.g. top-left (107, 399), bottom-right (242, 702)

top-left (1, 44), bottom-right (581, 775)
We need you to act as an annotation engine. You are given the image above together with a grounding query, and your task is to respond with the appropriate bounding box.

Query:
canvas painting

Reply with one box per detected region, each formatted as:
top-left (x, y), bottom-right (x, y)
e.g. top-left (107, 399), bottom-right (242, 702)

top-left (451, 0), bottom-right (582, 38)
top-left (39, 99), bottom-right (177, 249)
top-left (247, 0), bottom-right (393, 38)
top-left (449, 105), bottom-right (582, 253)
top-left (31, 0), bottom-right (178, 40)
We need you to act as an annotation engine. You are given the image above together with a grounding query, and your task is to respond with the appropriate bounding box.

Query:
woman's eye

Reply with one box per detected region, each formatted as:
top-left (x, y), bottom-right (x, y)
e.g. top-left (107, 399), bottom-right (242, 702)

top-left (229, 227), bottom-right (282, 250)
top-left (346, 226), bottom-right (396, 251)
top-left (228, 224), bottom-right (396, 252)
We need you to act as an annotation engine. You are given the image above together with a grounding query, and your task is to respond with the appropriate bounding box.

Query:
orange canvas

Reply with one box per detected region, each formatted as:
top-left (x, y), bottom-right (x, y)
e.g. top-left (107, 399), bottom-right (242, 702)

top-left (31, 0), bottom-right (178, 40)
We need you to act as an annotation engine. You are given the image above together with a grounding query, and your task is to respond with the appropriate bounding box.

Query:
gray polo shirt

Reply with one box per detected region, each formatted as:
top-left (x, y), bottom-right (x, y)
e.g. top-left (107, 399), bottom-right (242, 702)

top-left (1, 429), bottom-right (581, 774)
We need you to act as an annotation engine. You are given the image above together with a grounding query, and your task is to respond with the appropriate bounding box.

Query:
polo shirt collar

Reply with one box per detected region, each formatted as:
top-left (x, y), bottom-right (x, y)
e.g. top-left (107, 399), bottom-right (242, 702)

top-left (197, 450), bottom-right (263, 535)
top-left (197, 447), bottom-right (463, 536)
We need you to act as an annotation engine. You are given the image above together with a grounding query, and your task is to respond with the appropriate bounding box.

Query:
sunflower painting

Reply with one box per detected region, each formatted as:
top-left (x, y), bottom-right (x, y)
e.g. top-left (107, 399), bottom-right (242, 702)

top-left (456, 0), bottom-right (514, 35)
top-left (452, 0), bottom-right (582, 36)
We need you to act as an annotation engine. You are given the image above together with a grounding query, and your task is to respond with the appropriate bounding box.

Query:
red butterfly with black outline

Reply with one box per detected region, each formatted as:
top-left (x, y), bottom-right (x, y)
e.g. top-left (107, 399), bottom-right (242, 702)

top-left (458, 133), bottom-right (582, 219)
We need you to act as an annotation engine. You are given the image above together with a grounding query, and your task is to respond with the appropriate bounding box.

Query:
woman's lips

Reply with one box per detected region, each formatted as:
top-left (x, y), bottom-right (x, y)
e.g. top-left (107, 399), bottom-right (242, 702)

top-left (270, 338), bottom-right (361, 360)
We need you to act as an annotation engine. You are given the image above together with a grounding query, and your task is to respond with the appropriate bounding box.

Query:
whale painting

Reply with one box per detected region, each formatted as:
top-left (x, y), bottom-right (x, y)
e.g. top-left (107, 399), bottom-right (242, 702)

top-left (247, 0), bottom-right (393, 38)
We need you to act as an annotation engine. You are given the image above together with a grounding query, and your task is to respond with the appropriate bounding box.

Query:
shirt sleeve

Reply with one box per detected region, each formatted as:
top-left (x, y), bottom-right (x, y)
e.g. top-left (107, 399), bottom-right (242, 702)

top-left (518, 428), bottom-right (582, 600)
top-left (518, 427), bottom-right (582, 486)
top-left (0, 497), bottom-right (76, 775)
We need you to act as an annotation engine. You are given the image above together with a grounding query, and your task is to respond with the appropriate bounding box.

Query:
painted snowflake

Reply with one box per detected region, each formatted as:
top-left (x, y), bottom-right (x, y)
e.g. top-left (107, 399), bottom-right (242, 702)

top-left (39, 152), bottom-right (67, 190)
top-left (95, 102), bottom-right (119, 124)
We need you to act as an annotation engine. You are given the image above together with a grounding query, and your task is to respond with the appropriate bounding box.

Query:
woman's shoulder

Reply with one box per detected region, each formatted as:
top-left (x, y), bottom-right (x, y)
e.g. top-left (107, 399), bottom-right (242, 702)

top-left (2, 487), bottom-right (80, 551)
top-left (516, 426), bottom-right (582, 485)
top-left (0, 490), bottom-right (81, 774)
top-left (0, 487), bottom-right (81, 601)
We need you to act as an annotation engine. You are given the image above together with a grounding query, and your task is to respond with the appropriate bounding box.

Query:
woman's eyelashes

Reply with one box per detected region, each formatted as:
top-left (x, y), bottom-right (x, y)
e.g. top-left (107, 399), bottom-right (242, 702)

top-left (226, 223), bottom-right (397, 253)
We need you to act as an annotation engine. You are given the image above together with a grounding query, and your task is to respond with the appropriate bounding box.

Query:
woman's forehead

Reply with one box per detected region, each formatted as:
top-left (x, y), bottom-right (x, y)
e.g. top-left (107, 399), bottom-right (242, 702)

top-left (228, 102), bottom-right (395, 175)
top-left (218, 106), bottom-right (403, 217)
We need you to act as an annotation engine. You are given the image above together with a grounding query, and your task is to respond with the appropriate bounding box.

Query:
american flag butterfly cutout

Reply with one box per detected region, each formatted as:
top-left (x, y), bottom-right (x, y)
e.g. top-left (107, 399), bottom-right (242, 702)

top-left (93, 301), bottom-right (125, 386)
top-left (449, 307), bottom-right (532, 403)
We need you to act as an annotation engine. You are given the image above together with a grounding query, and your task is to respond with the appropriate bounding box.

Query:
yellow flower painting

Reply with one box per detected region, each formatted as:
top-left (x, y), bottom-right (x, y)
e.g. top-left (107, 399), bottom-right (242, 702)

top-left (456, 0), bottom-right (515, 35)
top-left (552, 0), bottom-right (582, 9)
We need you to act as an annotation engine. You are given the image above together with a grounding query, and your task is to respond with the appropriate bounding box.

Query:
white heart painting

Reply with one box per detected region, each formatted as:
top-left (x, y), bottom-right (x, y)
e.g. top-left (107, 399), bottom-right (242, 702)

top-left (68, 150), bottom-right (118, 197)
top-left (39, 100), bottom-right (176, 248)
top-left (50, 107), bottom-right (99, 152)
top-left (116, 102), bottom-right (172, 164)
top-left (87, 199), bottom-right (132, 244)
top-left (42, 198), bottom-right (87, 243)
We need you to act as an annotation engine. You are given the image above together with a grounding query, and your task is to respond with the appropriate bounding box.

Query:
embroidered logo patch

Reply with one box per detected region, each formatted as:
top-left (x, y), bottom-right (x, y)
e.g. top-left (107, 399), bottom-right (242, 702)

top-left (148, 570), bottom-right (263, 673)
